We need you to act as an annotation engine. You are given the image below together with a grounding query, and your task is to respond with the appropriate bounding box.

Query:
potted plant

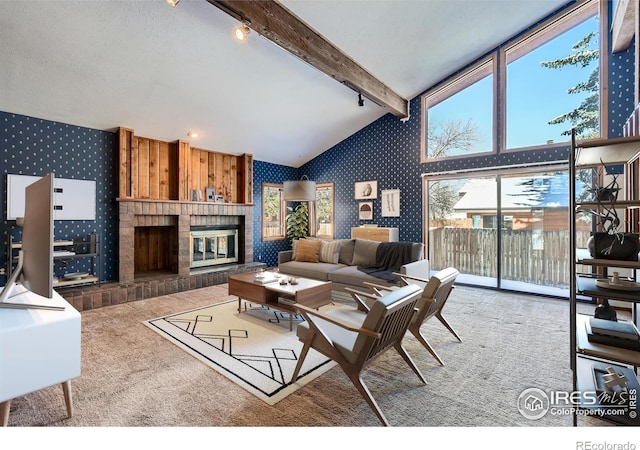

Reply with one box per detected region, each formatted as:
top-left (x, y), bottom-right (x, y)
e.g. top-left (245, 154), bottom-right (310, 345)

top-left (286, 202), bottom-right (309, 243)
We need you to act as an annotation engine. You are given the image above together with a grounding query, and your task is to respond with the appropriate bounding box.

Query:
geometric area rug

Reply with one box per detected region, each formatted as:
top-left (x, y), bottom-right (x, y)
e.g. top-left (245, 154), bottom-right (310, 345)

top-left (143, 300), bottom-right (336, 405)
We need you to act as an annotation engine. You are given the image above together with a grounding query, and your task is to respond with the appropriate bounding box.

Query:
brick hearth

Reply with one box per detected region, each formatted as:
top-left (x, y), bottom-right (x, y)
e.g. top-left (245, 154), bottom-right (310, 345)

top-left (56, 262), bottom-right (264, 312)
top-left (55, 199), bottom-right (261, 312)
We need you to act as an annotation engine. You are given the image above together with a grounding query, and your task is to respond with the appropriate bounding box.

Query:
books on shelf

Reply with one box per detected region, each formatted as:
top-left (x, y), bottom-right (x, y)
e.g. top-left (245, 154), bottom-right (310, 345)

top-left (589, 318), bottom-right (640, 340)
top-left (587, 318), bottom-right (640, 351)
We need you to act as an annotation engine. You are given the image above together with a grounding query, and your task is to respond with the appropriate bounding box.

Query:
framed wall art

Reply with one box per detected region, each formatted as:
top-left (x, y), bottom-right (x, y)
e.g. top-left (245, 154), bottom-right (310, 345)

top-left (358, 201), bottom-right (373, 220)
top-left (190, 189), bottom-right (203, 202)
top-left (354, 180), bottom-right (377, 199)
top-left (381, 189), bottom-right (400, 217)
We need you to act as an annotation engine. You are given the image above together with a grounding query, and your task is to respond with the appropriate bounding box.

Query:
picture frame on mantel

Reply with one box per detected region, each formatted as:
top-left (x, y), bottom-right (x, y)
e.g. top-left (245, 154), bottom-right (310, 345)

top-left (358, 201), bottom-right (373, 220)
top-left (381, 189), bottom-right (400, 217)
top-left (191, 189), bottom-right (203, 202)
top-left (206, 187), bottom-right (216, 202)
top-left (354, 180), bottom-right (377, 199)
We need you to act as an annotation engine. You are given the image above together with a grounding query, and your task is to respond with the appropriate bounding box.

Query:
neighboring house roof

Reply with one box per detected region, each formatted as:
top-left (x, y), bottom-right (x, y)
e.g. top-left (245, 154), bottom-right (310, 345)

top-left (454, 173), bottom-right (574, 213)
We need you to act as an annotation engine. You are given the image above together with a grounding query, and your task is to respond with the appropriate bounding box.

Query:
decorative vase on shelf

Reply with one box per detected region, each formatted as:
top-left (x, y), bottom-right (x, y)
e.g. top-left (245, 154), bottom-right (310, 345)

top-left (587, 232), bottom-right (640, 261)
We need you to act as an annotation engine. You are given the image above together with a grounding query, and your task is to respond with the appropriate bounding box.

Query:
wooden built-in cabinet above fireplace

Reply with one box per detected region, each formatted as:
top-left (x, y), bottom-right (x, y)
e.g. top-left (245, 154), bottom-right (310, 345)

top-left (118, 127), bottom-right (253, 204)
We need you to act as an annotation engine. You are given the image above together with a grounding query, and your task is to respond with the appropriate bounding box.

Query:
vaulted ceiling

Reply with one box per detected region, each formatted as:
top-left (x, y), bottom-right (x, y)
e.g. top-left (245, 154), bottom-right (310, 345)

top-left (0, 0), bottom-right (570, 167)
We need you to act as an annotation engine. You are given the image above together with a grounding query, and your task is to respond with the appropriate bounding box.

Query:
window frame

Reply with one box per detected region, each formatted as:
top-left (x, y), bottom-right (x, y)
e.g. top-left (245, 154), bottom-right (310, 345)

top-left (422, 163), bottom-right (569, 289)
top-left (312, 182), bottom-right (335, 240)
top-left (420, 0), bottom-right (601, 162)
top-left (261, 182), bottom-right (286, 241)
top-left (500, 0), bottom-right (600, 151)
top-left (420, 56), bottom-right (497, 163)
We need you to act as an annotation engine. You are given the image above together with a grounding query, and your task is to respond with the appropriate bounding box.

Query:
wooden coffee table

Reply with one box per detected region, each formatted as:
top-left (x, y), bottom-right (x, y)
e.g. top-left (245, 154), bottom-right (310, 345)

top-left (228, 272), bottom-right (332, 330)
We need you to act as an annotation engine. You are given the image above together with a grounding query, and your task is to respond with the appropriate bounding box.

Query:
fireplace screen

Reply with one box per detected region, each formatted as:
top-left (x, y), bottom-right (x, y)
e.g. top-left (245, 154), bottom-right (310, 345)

top-left (190, 228), bottom-right (239, 268)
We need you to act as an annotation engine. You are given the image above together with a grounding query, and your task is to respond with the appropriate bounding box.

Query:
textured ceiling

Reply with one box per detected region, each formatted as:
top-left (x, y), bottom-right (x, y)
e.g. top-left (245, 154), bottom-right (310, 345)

top-left (0, 0), bottom-right (569, 167)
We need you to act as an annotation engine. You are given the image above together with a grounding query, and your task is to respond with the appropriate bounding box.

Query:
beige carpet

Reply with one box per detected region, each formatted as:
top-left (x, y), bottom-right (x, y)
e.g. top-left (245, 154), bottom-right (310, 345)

top-left (5, 283), bottom-right (613, 428)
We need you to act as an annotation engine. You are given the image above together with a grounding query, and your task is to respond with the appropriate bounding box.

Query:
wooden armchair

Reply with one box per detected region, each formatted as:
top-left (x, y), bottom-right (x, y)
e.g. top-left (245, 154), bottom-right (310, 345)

top-left (349, 267), bottom-right (461, 366)
top-left (290, 284), bottom-right (424, 426)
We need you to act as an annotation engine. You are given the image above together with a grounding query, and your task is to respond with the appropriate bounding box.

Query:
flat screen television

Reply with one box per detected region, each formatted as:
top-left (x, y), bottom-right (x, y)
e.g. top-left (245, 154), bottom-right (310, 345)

top-left (0, 173), bottom-right (62, 310)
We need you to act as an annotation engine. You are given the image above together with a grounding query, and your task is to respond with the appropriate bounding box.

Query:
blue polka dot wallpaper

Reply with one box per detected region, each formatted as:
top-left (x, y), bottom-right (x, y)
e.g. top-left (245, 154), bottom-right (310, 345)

top-left (252, 161), bottom-right (299, 267)
top-left (0, 113), bottom-right (118, 283)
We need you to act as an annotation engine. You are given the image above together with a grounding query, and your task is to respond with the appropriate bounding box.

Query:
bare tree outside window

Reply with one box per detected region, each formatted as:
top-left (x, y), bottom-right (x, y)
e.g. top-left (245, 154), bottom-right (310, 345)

top-left (427, 119), bottom-right (482, 221)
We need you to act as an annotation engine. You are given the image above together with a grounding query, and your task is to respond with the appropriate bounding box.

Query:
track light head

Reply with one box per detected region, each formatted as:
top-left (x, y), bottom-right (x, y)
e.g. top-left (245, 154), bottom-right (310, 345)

top-left (358, 93), bottom-right (364, 107)
top-left (234, 22), bottom-right (251, 41)
top-left (166, 0), bottom-right (180, 7)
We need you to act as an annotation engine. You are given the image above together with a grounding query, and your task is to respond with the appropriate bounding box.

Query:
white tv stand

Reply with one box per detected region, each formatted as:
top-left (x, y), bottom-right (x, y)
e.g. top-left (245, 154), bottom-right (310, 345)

top-left (0, 285), bottom-right (80, 426)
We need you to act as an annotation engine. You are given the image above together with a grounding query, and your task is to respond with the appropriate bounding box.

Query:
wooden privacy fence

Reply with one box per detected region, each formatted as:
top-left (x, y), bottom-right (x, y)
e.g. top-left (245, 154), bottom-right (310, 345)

top-left (429, 228), bottom-right (591, 288)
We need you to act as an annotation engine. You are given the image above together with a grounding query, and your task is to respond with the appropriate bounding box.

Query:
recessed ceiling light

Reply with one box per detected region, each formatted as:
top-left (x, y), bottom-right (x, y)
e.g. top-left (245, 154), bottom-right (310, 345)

top-left (166, 0), bottom-right (180, 7)
top-left (188, 131), bottom-right (199, 138)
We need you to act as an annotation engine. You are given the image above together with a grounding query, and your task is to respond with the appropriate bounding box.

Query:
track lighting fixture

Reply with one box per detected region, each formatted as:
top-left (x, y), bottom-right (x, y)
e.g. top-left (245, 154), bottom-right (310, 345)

top-left (166, 0), bottom-right (180, 7)
top-left (358, 93), bottom-right (364, 107)
top-left (233, 21), bottom-right (251, 41)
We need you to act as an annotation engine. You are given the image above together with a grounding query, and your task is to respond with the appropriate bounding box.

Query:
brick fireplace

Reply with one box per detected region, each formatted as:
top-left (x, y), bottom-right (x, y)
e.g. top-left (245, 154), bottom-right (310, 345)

top-left (118, 199), bottom-right (255, 282)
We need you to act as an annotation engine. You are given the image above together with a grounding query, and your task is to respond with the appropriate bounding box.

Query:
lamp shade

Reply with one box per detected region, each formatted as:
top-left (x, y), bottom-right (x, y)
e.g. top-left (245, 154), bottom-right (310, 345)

top-left (283, 179), bottom-right (316, 201)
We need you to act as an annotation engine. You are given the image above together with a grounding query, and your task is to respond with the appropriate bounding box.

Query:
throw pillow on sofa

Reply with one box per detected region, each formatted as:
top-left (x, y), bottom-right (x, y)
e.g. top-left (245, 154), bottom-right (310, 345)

top-left (351, 239), bottom-right (380, 267)
top-left (295, 239), bottom-right (322, 263)
top-left (292, 237), bottom-right (319, 259)
top-left (319, 240), bottom-right (341, 264)
top-left (338, 239), bottom-right (356, 265)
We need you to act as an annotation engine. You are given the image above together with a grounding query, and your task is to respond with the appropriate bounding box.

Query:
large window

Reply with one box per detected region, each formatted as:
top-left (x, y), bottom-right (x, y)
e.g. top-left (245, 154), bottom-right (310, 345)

top-left (504, 4), bottom-right (599, 148)
top-left (422, 59), bottom-right (495, 160)
top-left (262, 183), bottom-right (285, 241)
top-left (421, 0), bottom-right (599, 160)
top-left (313, 183), bottom-right (335, 239)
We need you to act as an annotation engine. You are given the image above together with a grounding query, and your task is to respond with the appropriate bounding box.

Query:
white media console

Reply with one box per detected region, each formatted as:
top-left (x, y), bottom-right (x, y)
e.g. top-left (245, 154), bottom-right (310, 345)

top-left (0, 285), bottom-right (81, 426)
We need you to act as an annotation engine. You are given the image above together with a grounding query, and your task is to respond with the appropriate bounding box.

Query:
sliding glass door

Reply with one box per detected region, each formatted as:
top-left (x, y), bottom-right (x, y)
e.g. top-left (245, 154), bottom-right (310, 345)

top-left (498, 170), bottom-right (571, 296)
top-left (426, 174), bottom-right (499, 288)
top-left (425, 166), bottom-right (572, 296)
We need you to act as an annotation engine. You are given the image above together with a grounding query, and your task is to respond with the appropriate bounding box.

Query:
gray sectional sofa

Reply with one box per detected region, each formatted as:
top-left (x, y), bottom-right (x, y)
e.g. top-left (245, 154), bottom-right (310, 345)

top-left (277, 238), bottom-right (429, 293)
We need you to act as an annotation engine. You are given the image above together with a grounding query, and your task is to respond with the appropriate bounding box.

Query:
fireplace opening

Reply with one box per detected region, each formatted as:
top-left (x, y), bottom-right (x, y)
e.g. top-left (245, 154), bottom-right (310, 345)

top-left (135, 225), bottom-right (178, 277)
top-left (190, 225), bottom-right (240, 269)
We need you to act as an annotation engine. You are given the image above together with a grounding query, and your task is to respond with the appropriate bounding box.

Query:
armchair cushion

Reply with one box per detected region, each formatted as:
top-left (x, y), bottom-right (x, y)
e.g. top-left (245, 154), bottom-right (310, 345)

top-left (296, 306), bottom-right (367, 364)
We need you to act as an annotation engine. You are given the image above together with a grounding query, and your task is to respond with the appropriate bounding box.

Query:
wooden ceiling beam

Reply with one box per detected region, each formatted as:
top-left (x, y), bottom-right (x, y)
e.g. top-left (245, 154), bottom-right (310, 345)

top-left (206, 0), bottom-right (409, 119)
